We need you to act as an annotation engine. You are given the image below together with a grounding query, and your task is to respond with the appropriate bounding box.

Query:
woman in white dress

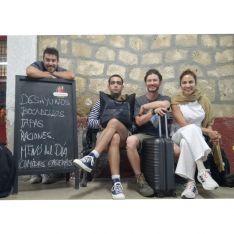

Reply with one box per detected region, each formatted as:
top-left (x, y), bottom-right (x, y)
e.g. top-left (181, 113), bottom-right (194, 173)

top-left (171, 69), bottom-right (221, 199)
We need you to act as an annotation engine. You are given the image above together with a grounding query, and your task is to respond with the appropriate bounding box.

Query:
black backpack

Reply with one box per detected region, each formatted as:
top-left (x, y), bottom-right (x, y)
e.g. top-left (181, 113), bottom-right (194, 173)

top-left (204, 148), bottom-right (230, 187)
top-left (0, 145), bottom-right (16, 198)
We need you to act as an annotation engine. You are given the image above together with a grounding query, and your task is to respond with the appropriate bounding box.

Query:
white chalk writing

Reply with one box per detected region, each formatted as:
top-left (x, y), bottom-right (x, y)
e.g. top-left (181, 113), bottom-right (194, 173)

top-left (20, 143), bottom-right (68, 160)
top-left (20, 130), bottom-right (53, 141)
top-left (20, 106), bottom-right (65, 118)
top-left (20, 94), bottom-right (70, 107)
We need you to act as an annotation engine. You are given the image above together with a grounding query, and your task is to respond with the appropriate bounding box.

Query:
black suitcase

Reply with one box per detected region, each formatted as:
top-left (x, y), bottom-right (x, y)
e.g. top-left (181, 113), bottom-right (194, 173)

top-left (141, 114), bottom-right (176, 197)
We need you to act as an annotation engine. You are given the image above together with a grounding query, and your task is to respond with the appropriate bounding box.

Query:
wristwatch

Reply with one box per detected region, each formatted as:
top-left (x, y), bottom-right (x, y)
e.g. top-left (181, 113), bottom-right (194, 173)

top-left (151, 109), bottom-right (155, 115)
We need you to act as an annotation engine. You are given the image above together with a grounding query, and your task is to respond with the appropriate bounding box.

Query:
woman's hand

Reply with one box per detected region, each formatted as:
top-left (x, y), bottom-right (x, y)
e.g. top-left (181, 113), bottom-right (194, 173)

top-left (208, 130), bottom-right (221, 145)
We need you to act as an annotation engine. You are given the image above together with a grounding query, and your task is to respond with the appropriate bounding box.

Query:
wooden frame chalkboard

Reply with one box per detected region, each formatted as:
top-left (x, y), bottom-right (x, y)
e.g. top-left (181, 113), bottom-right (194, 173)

top-left (13, 76), bottom-right (79, 192)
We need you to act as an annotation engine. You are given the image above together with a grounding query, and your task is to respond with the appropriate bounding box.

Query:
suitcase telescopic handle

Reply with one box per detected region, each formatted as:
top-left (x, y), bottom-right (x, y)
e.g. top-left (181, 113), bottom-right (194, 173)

top-left (158, 113), bottom-right (169, 139)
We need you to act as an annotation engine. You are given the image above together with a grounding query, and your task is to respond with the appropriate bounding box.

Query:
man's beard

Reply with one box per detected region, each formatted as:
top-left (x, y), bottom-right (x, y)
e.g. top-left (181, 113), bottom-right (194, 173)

top-left (147, 87), bottom-right (159, 93)
top-left (47, 66), bottom-right (56, 73)
top-left (110, 92), bottom-right (121, 99)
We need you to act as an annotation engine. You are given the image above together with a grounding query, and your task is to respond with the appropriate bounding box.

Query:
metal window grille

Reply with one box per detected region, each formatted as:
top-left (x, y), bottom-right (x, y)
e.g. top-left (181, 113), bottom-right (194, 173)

top-left (0, 36), bottom-right (6, 144)
top-left (0, 36), bottom-right (7, 79)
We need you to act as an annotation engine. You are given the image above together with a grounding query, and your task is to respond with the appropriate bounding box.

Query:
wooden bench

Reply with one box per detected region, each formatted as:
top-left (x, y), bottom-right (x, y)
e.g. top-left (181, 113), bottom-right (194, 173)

top-left (77, 116), bottom-right (234, 185)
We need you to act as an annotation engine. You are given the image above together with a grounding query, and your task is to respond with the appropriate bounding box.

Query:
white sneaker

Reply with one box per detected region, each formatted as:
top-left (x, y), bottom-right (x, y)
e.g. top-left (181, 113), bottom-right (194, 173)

top-left (111, 182), bottom-right (125, 200)
top-left (197, 169), bottom-right (219, 190)
top-left (29, 175), bottom-right (42, 184)
top-left (181, 181), bottom-right (198, 199)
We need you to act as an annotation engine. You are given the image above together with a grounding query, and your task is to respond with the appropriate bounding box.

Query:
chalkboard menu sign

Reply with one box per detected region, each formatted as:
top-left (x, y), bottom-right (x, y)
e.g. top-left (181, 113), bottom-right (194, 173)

top-left (14, 76), bottom-right (79, 191)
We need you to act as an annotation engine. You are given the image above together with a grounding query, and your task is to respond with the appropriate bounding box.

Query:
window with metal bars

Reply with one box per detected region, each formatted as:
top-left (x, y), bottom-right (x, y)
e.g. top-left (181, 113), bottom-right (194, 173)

top-left (0, 36), bottom-right (7, 79)
top-left (0, 36), bottom-right (6, 144)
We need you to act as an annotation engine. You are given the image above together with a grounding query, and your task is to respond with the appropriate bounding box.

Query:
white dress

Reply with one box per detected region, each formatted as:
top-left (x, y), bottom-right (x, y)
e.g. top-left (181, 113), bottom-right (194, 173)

top-left (172, 101), bottom-right (211, 180)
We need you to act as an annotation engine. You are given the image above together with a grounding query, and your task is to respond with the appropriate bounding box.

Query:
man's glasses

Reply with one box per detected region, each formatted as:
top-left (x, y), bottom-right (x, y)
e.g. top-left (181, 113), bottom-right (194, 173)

top-left (109, 81), bottom-right (123, 85)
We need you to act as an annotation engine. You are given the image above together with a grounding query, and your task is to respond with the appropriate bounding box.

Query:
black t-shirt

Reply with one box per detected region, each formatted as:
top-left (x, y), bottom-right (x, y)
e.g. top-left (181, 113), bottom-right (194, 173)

top-left (134, 94), bottom-right (171, 137)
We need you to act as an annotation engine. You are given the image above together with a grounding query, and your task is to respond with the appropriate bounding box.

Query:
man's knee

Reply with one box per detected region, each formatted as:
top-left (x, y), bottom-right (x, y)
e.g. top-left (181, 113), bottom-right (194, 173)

top-left (110, 133), bottom-right (121, 146)
top-left (126, 135), bottom-right (139, 150)
top-left (106, 118), bottom-right (122, 128)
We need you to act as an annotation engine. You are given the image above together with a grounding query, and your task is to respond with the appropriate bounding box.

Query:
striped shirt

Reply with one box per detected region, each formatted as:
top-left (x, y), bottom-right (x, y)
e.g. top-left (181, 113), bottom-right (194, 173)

top-left (87, 100), bottom-right (101, 129)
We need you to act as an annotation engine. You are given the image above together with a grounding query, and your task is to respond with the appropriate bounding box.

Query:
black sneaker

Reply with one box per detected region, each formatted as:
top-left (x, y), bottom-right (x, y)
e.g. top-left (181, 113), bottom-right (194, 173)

top-left (136, 173), bottom-right (154, 197)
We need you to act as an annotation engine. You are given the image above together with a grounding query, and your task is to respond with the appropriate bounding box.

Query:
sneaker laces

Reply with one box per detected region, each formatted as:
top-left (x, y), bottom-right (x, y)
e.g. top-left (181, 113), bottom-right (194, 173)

top-left (112, 182), bottom-right (123, 194)
top-left (184, 181), bottom-right (196, 190)
top-left (82, 155), bottom-right (95, 166)
top-left (199, 169), bottom-right (211, 181)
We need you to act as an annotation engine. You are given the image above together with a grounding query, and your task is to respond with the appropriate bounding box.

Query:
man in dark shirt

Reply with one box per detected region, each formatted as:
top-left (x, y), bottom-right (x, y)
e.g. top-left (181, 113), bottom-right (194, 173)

top-left (126, 69), bottom-right (171, 197)
top-left (26, 47), bottom-right (74, 184)
top-left (26, 47), bottom-right (74, 80)
top-left (73, 74), bottom-right (134, 199)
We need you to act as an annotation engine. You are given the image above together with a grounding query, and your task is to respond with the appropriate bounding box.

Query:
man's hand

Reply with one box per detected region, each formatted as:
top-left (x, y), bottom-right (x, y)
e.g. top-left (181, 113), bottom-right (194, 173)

top-left (43, 71), bottom-right (56, 79)
top-left (153, 107), bottom-right (168, 116)
top-left (138, 104), bottom-right (147, 116)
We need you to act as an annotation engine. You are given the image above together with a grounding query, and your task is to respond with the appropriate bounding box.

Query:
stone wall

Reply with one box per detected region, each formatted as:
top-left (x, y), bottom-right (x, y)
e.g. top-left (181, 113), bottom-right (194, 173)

top-left (37, 35), bottom-right (234, 117)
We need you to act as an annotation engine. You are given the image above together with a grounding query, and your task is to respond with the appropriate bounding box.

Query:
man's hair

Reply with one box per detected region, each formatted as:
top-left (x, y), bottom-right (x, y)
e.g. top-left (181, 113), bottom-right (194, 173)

top-left (108, 74), bottom-right (124, 85)
top-left (144, 69), bottom-right (162, 82)
top-left (43, 47), bottom-right (59, 60)
top-left (179, 69), bottom-right (197, 85)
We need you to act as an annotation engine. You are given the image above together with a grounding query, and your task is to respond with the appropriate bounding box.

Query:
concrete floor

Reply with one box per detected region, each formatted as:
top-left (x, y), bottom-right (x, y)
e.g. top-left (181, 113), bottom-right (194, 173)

top-left (2, 175), bottom-right (234, 200)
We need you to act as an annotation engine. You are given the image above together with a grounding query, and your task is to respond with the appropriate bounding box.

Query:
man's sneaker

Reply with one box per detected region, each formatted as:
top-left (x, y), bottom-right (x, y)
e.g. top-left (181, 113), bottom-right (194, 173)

top-left (111, 182), bottom-right (125, 200)
top-left (181, 181), bottom-right (198, 199)
top-left (41, 174), bottom-right (55, 184)
top-left (197, 169), bottom-right (219, 190)
top-left (136, 173), bottom-right (154, 197)
top-left (73, 155), bottom-right (95, 173)
top-left (29, 175), bottom-right (42, 184)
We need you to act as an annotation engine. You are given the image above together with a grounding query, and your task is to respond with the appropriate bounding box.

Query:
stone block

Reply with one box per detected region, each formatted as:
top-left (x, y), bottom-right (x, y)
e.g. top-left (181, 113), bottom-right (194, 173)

top-left (207, 69), bottom-right (219, 77)
top-left (197, 79), bottom-right (216, 101)
top-left (175, 35), bottom-right (198, 47)
top-left (157, 66), bottom-right (175, 79)
top-left (165, 49), bottom-right (188, 62)
top-left (85, 35), bottom-right (106, 44)
top-left (77, 60), bottom-right (104, 76)
top-left (123, 83), bottom-right (140, 95)
top-left (162, 81), bottom-right (180, 98)
top-left (142, 52), bottom-right (162, 65)
top-left (59, 58), bottom-right (73, 71)
top-left (215, 49), bottom-right (234, 63)
top-left (179, 64), bottom-right (203, 77)
top-left (118, 51), bottom-right (138, 65)
top-left (75, 77), bottom-right (87, 93)
top-left (96, 47), bottom-right (116, 61)
top-left (109, 36), bottom-right (125, 48)
top-left (60, 39), bottom-right (69, 54)
top-left (77, 92), bottom-right (99, 116)
top-left (216, 65), bottom-right (234, 77)
top-left (129, 36), bottom-right (148, 51)
top-left (72, 42), bottom-right (92, 58)
top-left (192, 50), bottom-right (212, 65)
top-left (151, 35), bottom-right (171, 48)
top-left (88, 78), bottom-right (109, 93)
top-left (212, 104), bottom-right (234, 117)
top-left (220, 35), bottom-right (234, 47)
top-left (129, 68), bottom-right (147, 82)
top-left (201, 35), bottom-right (217, 48)
top-left (107, 64), bottom-right (126, 77)
top-left (218, 79), bottom-right (234, 101)
top-left (38, 36), bottom-right (58, 59)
